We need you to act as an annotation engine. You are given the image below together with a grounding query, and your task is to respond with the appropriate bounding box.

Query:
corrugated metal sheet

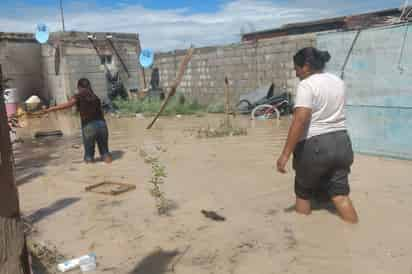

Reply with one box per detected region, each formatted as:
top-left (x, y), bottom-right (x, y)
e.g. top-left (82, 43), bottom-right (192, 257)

top-left (242, 7), bottom-right (407, 42)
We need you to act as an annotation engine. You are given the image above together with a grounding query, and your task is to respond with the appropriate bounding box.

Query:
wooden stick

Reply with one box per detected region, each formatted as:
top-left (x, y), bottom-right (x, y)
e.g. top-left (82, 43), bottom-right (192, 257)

top-left (224, 76), bottom-right (230, 126)
top-left (88, 38), bottom-right (113, 79)
top-left (224, 77), bottom-right (230, 115)
top-left (146, 48), bottom-right (194, 129)
top-left (106, 38), bottom-right (130, 78)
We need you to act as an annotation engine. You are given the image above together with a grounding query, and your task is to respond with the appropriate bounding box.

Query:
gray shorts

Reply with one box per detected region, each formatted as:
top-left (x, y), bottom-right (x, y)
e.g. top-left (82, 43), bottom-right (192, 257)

top-left (293, 130), bottom-right (354, 200)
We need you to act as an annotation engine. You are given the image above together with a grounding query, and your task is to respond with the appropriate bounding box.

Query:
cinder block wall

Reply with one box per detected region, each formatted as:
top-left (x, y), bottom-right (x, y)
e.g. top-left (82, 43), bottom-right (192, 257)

top-left (145, 33), bottom-right (316, 105)
top-left (42, 32), bottom-right (141, 104)
top-left (1, 31), bottom-right (315, 105)
top-left (0, 39), bottom-right (43, 102)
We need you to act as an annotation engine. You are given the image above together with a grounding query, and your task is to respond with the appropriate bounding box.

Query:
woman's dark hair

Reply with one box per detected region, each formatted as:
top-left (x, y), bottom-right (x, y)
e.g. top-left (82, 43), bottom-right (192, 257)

top-left (77, 78), bottom-right (97, 100)
top-left (293, 47), bottom-right (331, 71)
top-left (78, 78), bottom-right (92, 90)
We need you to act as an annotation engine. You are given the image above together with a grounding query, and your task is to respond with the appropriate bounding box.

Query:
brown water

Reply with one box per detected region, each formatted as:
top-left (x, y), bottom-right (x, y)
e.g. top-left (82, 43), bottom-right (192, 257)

top-left (14, 113), bottom-right (412, 274)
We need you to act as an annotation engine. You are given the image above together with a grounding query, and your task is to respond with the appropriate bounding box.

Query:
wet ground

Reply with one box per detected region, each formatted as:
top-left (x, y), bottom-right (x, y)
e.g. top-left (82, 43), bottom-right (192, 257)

top-left (14, 113), bottom-right (412, 274)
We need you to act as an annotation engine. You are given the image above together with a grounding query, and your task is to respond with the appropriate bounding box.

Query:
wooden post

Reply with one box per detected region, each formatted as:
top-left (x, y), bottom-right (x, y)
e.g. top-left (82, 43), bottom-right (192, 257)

top-left (0, 64), bottom-right (31, 274)
top-left (224, 76), bottom-right (230, 127)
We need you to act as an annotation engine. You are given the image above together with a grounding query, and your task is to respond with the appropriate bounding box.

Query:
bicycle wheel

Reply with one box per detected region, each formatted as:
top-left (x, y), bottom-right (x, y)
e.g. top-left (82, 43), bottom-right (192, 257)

top-left (251, 104), bottom-right (280, 120)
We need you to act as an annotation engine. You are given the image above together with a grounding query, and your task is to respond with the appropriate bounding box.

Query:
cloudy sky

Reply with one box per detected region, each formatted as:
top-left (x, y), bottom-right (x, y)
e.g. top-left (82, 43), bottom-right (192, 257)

top-left (0, 0), bottom-right (406, 51)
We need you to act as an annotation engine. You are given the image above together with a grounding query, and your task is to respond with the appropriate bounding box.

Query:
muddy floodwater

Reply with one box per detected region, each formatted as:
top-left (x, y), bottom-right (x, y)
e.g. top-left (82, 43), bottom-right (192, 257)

top-left (13, 113), bottom-right (412, 274)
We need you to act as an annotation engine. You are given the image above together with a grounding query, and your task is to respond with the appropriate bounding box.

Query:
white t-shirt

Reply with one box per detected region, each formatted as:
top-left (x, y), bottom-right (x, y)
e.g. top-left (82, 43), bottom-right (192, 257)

top-left (294, 72), bottom-right (346, 140)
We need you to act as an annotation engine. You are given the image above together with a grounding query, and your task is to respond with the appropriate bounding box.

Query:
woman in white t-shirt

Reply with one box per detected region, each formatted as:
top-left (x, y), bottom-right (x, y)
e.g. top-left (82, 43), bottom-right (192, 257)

top-left (277, 47), bottom-right (358, 224)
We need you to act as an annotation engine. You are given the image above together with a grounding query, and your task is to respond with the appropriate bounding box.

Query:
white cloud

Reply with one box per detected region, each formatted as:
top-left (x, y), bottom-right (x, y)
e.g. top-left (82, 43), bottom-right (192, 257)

top-left (0, 0), bottom-right (398, 51)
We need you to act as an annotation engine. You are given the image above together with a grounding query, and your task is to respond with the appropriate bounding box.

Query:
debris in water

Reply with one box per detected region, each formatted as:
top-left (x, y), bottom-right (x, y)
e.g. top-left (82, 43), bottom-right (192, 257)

top-left (28, 239), bottom-right (66, 273)
top-left (201, 210), bottom-right (226, 221)
top-left (85, 181), bottom-right (136, 196)
top-left (197, 126), bottom-right (247, 138)
top-left (57, 253), bottom-right (96, 273)
top-left (139, 144), bottom-right (166, 164)
top-left (196, 118), bottom-right (247, 139)
top-left (34, 130), bottom-right (63, 138)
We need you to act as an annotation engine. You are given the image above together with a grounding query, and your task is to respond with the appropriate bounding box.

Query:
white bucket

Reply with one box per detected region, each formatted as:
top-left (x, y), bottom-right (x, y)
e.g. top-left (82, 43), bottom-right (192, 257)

top-left (4, 89), bottom-right (18, 117)
top-left (4, 88), bottom-right (18, 104)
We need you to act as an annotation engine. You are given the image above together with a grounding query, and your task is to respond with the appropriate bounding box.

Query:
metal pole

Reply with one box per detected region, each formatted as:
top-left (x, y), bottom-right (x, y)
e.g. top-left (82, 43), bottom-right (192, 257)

top-left (60, 0), bottom-right (66, 32)
top-left (340, 29), bottom-right (361, 79)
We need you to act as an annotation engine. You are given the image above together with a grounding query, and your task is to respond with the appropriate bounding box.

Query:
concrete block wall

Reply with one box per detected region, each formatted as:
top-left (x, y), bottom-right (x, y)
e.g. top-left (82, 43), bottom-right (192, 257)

top-left (41, 45), bottom-right (68, 104)
top-left (63, 43), bottom-right (112, 101)
top-left (0, 32), bottom-right (141, 105)
top-left (145, 33), bottom-right (315, 105)
top-left (0, 40), bottom-right (43, 102)
top-left (42, 32), bottom-right (141, 104)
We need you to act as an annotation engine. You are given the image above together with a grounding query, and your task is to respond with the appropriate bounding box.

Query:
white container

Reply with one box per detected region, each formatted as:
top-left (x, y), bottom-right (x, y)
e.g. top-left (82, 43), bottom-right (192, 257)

top-left (4, 88), bottom-right (18, 104)
top-left (25, 95), bottom-right (42, 112)
top-left (57, 253), bottom-right (96, 273)
top-left (4, 88), bottom-right (18, 117)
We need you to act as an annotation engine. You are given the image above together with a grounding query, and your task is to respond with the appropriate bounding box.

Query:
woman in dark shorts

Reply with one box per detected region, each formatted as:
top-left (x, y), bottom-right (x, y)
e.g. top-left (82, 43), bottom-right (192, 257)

top-left (276, 47), bottom-right (358, 223)
top-left (44, 78), bottom-right (112, 164)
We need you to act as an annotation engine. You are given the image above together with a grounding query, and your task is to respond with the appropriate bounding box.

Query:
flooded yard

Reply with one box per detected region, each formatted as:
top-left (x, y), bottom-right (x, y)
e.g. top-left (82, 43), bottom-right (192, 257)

top-left (14, 113), bottom-right (412, 274)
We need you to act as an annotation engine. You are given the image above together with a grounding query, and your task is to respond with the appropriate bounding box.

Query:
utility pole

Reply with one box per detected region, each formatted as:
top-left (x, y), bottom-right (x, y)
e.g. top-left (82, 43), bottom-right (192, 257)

top-left (60, 0), bottom-right (66, 32)
top-left (0, 64), bottom-right (31, 274)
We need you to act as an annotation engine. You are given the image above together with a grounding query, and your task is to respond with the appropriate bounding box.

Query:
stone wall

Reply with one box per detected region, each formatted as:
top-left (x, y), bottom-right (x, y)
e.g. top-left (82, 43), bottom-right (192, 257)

top-left (145, 33), bottom-right (316, 105)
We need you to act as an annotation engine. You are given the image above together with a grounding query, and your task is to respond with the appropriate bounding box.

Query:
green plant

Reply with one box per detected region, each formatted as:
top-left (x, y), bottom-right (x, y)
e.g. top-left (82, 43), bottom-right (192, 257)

top-left (149, 159), bottom-right (169, 215)
top-left (113, 94), bottom-right (205, 116)
top-left (197, 117), bottom-right (247, 138)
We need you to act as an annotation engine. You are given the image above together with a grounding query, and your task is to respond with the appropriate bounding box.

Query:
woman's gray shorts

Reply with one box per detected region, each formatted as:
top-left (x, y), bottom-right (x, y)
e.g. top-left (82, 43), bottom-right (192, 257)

top-left (293, 130), bottom-right (354, 200)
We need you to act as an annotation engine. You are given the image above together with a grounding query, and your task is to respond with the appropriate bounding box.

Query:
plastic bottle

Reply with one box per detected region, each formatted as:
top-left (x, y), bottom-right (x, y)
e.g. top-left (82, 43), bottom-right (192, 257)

top-left (57, 253), bottom-right (96, 273)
